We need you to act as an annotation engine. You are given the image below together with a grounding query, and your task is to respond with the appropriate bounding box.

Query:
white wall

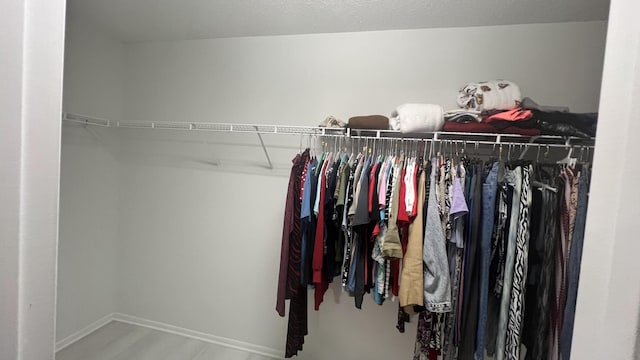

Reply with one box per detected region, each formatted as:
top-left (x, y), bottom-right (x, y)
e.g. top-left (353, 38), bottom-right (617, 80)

top-left (572, 1), bottom-right (640, 358)
top-left (0, 2), bottom-right (27, 356)
top-left (57, 16), bottom-right (124, 342)
top-left (124, 21), bottom-right (606, 126)
top-left (0, 0), bottom-right (65, 358)
top-left (63, 16), bottom-right (125, 122)
top-left (113, 21), bottom-right (608, 359)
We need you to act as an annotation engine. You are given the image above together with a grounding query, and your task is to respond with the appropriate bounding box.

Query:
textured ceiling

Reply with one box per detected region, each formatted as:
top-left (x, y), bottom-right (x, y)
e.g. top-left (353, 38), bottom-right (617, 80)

top-left (68, 0), bottom-right (610, 43)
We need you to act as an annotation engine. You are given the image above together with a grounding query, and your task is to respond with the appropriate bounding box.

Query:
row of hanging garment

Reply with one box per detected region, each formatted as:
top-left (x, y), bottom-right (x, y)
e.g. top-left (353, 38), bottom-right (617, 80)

top-left (276, 139), bottom-right (591, 360)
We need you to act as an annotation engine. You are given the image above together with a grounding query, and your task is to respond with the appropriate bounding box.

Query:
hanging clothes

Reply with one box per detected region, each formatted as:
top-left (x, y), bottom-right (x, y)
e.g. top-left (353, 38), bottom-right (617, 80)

top-left (423, 157), bottom-right (453, 313)
top-left (276, 149), bottom-right (310, 358)
top-left (475, 161), bottom-right (499, 359)
top-left (560, 167), bottom-right (590, 359)
top-left (522, 165), bottom-right (559, 360)
top-left (276, 142), bottom-right (592, 360)
top-left (399, 167), bottom-right (427, 310)
top-left (458, 161), bottom-right (484, 360)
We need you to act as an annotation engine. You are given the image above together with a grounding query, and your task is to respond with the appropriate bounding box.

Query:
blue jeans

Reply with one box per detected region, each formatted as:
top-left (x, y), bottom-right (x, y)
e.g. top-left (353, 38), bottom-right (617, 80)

top-left (559, 169), bottom-right (590, 359)
top-left (475, 162), bottom-right (499, 360)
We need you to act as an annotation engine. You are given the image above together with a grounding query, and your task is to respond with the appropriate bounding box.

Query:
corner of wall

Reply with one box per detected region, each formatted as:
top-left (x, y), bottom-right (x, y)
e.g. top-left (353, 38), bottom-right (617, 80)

top-left (56, 14), bottom-right (127, 343)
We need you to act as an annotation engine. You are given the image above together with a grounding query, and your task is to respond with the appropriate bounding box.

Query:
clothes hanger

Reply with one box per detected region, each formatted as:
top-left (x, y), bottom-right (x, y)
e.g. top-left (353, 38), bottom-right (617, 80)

top-left (518, 144), bottom-right (524, 160)
top-left (428, 139), bottom-right (434, 161)
top-left (544, 145), bottom-right (550, 162)
top-left (452, 140), bottom-right (459, 168)
top-left (372, 138), bottom-right (377, 159)
top-left (445, 140), bottom-right (450, 159)
top-left (422, 139), bottom-right (427, 161)
top-left (321, 138), bottom-right (327, 159)
top-left (312, 135), bottom-right (317, 158)
top-left (556, 140), bottom-right (577, 167)
top-left (460, 140), bottom-right (467, 163)
top-left (349, 136), bottom-right (354, 157)
top-left (346, 136), bottom-right (351, 157)
top-left (533, 180), bottom-right (558, 193)
top-left (579, 146), bottom-right (589, 164)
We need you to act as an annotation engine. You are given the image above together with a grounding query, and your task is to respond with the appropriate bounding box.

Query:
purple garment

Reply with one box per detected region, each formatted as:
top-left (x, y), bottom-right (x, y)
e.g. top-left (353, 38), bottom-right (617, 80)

top-left (450, 177), bottom-right (469, 249)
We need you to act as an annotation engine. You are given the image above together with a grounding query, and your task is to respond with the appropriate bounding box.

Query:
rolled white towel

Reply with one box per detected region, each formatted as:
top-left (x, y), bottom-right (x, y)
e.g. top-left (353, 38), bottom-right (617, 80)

top-left (457, 80), bottom-right (521, 111)
top-left (390, 104), bottom-right (444, 133)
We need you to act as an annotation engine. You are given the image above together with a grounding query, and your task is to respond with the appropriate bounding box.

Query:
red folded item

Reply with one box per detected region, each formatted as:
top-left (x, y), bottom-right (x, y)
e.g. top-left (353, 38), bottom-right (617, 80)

top-left (484, 108), bottom-right (533, 124)
top-left (443, 121), bottom-right (541, 136)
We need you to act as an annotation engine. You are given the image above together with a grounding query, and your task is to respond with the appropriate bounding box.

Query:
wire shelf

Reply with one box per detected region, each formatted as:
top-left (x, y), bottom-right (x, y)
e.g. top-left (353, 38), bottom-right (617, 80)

top-left (62, 112), bottom-right (595, 148)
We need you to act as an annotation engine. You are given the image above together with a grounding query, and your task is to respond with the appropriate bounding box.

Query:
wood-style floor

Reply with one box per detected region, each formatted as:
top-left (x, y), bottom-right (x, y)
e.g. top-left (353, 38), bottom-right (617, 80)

top-left (56, 321), bottom-right (274, 360)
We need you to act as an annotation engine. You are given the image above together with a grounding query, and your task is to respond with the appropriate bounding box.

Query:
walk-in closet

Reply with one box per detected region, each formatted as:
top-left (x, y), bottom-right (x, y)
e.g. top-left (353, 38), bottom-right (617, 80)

top-left (44, 1), bottom-right (638, 359)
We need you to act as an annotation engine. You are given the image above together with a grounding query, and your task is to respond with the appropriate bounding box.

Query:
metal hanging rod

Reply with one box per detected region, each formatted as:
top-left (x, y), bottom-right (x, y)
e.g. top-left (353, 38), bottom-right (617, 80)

top-left (62, 112), bottom-right (596, 148)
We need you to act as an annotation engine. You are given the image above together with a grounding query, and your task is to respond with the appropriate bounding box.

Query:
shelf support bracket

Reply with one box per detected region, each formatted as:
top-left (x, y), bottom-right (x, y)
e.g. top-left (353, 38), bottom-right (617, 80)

top-left (254, 126), bottom-right (273, 169)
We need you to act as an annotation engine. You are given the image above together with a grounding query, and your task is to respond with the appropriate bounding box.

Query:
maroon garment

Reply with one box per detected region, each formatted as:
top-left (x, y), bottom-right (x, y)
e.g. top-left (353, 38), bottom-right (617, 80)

top-left (277, 150), bottom-right (310, 358)
top-left (443, 121), bottom-right (541, 136)
top-left (391, 258), bottom-right (400, 297)
top-left (285, 285), bottom-right (308, 358)
top-left (314, 281), bottom-right (329, 312)
top-left (286, 154), bottom-right (310, 299)
top-left (276, 152), bottom-right (303, 317)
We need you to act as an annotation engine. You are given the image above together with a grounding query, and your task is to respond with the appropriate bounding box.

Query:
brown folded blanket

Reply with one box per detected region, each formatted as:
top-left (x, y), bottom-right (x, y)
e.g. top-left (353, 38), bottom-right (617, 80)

top-left (348, 115), bottom-right (389, 130)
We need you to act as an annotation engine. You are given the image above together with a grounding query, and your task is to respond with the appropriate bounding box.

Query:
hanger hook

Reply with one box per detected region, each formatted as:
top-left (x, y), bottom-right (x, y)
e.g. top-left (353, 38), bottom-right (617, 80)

top-left (544, 145), bottom-right (550, 160)
top-left (429, 140), bottom-right (434, 160)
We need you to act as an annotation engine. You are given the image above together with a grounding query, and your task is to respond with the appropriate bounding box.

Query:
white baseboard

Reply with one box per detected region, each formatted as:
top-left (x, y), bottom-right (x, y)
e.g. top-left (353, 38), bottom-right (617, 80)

top-left (55, 313), bottom-right (116, 352)
top-left (112, 313), bottom-right (284, 359)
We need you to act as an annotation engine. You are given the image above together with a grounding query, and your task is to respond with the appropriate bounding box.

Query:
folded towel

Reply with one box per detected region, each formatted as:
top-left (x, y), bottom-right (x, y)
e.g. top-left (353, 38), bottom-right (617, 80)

top-left (319, 116), bottom-right (346, 128)
top-left (444, 109), bottom-right (483, 123)
top-left (390, 104), bottom-right (444, 133)
top-left (457, 80), bottom-right (521, 111)
top-left (348, 115), bottom-right (390, 130)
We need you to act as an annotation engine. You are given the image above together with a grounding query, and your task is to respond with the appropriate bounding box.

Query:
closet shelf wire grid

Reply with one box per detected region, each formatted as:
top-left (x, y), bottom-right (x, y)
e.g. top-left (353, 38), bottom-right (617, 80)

top-left (62, 112), bottom-right (595, 169)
